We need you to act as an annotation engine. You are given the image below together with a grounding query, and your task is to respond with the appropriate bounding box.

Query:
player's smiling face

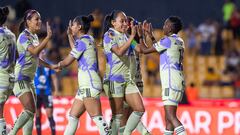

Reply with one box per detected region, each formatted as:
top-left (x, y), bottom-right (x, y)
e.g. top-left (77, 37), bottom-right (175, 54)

top-left (163, 19), bottom-right (172, 36)
top-left (27, 12), bottom-right (42, 33)
top-left (112, 12), bottom-right (128, 33)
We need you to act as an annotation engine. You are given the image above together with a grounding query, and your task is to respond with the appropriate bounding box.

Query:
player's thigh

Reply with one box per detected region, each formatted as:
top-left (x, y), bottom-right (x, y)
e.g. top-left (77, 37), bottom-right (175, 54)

top-left (125, 81), bottom-right (144, 112)
top-left (69, 99), bottom-right (86, 118)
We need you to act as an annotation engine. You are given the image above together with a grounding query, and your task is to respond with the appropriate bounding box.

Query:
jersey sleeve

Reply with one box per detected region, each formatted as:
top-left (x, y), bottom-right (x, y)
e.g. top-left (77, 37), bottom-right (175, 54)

top-left (70, 39), bottom-right (87, 59)
top-left (18, 34), bottom-right (32, 50)
top-left (104, 31), bottom-right (118, 50)
top-left (153, 37), bottom-right (171, 52)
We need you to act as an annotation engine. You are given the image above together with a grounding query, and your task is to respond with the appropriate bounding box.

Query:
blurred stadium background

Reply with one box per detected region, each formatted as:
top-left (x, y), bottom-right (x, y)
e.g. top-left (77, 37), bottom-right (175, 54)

top-left (1, 0), bottom-right (240, 134)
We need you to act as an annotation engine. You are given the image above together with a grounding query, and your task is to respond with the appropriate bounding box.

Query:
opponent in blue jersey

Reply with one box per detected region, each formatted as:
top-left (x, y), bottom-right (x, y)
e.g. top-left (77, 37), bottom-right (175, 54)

top-left (34, 50), bottom-right (59, 135)
top-left (140, 16), bottom-right (187, 135)
top-left (8, 10), bottom-right (57, 135)
top-left (0, 6), bottom-right (17, 135)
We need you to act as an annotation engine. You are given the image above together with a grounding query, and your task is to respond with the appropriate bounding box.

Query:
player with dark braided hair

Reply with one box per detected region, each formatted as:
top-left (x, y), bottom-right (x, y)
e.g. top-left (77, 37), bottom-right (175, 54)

top-left (139, 16), bottom-right (187, 135)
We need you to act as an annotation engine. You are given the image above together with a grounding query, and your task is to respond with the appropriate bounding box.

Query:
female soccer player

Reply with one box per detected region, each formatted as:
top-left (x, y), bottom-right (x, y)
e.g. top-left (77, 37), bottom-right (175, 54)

top-left (0, 6), bottom-right (17, 135)
top-left (139, 16), bottom-right (187, 135)
top-left (103, 10), bottom-right (145, 135)
top-left (119, 16), bottom-right (151, 135)
top-left (55, 15), bottom-right (110, 135)
top-left (34, 50), bottom-right (59, 135)
top-left (8, 9), bottom-right (55, 135)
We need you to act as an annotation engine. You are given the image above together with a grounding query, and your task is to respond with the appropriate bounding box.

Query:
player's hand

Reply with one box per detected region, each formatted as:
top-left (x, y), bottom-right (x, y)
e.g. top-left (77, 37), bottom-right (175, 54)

top-left (143, 20), bottom-right (153, 37)
top-left (50, 64), bottom-right (61, 72)
top-left (46, 22), bottom-right (52, 39)
top-left (67, 20), bottom-right (73, 35)
top-left (137, 24), bottom-right (143, 38)
top-left (130, 21), bottom-right (137, 37)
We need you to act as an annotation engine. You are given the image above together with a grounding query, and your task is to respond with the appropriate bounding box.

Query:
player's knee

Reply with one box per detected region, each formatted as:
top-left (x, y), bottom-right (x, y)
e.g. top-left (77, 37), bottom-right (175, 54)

top-left (166, 113), bottom-right (177, 122)
top-left (24, 110), bottom-right (34, 117)
top-left (25, 105), bottom-right (36, 114)
top-left (133, 105), bottom-right (145, 112)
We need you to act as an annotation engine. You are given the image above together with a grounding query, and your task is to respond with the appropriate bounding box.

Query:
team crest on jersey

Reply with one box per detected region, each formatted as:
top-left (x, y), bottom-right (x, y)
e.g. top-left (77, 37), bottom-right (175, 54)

top-left (108, 30), bottom-right (115, 39)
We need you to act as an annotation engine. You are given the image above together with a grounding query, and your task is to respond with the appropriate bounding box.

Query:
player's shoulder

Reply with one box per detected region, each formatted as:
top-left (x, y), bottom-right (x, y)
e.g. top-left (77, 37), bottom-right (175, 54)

top-left (107, 29), bottom-right (118, 39)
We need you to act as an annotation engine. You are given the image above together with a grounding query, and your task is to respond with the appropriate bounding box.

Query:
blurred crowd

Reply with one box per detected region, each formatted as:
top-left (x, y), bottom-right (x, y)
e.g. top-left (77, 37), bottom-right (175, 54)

top-left (3, 0), bottom-right (240, 100)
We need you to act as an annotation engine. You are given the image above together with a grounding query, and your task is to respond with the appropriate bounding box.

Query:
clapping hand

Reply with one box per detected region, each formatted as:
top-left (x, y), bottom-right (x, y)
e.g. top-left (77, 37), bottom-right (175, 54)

top-left (46, 22), bottom-right (52, 39)
top-left (67, 20), bottom-right (73, 35)
top-left (50, 64), bottom-right (61, 72)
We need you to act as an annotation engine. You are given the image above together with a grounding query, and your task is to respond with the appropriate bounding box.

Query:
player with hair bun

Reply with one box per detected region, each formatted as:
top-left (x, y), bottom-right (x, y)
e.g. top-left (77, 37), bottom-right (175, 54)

top-left (55, 14), bottom-right (111, 135)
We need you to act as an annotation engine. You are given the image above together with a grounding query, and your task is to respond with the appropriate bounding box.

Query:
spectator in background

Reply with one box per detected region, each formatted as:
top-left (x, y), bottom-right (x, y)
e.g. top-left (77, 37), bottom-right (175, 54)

top-left (230, 9), bottom-right (240, 38)
top-left (230, 8), bottom-right (240, 51)
top-left (91, 9), bottom-right (103, 39)
top-left (186, 83), bottom-right (199, 103)
top-left (234, 74), bottom-right (240, 98)
top-left (225, 49), bottom-right (240, 73)
top-left (214, 22), bottom-right (224, 55)
top-left (185, 24), bottom-right (198, 55)
top-left (222, 0), bottom-right (236, 28)
top-left (203, 67), bottom-right (220, 86)
top-left (14, 0), bottom-right (31, 20)
top-left (198, 19), bottom-right (216, 55)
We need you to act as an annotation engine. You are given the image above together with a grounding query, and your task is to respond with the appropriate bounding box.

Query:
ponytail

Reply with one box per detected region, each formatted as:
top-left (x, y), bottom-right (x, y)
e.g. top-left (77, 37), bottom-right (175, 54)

top-left (19, 20), bottom-right (26, 32)
top-left (73, 14), bottom-right (94, 34)
top-left (103, 15), bottom-right (112, 34)
top-left (0, 6), bottom-right (9, 25)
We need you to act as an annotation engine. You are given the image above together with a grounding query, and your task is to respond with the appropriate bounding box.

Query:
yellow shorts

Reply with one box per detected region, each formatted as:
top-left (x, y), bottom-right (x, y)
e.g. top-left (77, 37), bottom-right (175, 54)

top-left (103, 80), bottom-right (139, 98)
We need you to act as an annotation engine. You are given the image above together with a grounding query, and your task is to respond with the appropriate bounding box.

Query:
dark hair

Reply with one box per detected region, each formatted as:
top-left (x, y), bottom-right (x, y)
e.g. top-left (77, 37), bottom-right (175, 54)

top-left (0, 6), bottom-right (9, 26)
top-left (19, 9), bottom-right (39, 32)
top-left (103, 10), bottom-right (123, 34)
top-left (73, 14), bottom-right (94, 34)
top-left (168, 16), bottom-right (183, 34)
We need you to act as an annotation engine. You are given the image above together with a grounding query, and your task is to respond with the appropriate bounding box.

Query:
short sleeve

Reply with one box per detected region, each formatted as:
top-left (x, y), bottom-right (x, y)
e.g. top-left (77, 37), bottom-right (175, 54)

top-left (70, 39), bottom-right (87, 59)
top-left (153, 37), bottom-right (171, 52)
top-left (104, 31), bottom-right (118, 49)
top-left (19, 34), bottom-right (32, 50)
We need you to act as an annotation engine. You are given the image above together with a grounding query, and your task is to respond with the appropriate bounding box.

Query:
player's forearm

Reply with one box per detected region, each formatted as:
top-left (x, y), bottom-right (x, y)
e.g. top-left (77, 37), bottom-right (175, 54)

top-left (58, 54), bottom-right (75, 68)
top-left (68, 34), bottom-right (75, 49)
top-left (114, 35), bottom-right (134, 56)
top-left (39, 59), bottom-right (51, 68)
top-left (33, 37), bottom-right (50, 55)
